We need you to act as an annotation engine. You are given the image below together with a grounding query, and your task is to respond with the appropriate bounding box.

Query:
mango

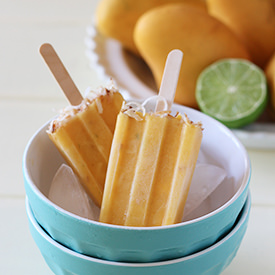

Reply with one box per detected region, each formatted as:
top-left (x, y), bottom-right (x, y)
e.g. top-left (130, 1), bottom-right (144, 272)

top-left (265, 51), bottom-right (275, 119)
top-left (207, 0), bottom-right (275, 69)
top-left (95, 0), bottom-right (207, 55)
top-left (134, 4), bottom-right (250, 108)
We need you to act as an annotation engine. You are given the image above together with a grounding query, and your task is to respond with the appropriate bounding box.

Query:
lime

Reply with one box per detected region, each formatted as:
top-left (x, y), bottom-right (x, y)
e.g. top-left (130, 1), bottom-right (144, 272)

top-left (195, 59), bottom-right (268, 128)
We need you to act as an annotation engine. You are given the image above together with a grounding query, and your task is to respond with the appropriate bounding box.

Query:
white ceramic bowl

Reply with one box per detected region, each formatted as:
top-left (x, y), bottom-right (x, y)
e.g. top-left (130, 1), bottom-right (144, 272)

top-left (26, 192), bottom-right (251, 275)
top-left (23, 103), bottom-right (251, 263)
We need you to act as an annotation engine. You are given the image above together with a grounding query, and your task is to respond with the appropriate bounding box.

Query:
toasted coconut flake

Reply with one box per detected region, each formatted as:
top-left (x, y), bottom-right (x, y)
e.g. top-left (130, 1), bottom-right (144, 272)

top-left (183, 113), bottom-right (203, 130)
top-left (48, 84), bottom-right (120, 133)
top-left (121, 101), bottom-right (146, 121)
top-left (124, 109), bottom-right (144, 121)
top-left (95, 98), bottom-right (103, 114)
top-left (154, 110), bottom-right (171, 118)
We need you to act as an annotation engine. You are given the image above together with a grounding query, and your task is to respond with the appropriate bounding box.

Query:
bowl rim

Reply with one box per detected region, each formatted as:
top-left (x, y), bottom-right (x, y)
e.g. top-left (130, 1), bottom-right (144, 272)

top-left (23, 103), bottom-right (251, 231)
top-left (26, 191), bottom-right (251, 266)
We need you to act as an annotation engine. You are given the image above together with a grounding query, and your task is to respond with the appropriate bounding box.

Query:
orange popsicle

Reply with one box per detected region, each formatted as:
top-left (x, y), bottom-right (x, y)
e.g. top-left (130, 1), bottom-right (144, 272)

top-left (47, 87), bottom-right (123, 207)
top-left (39, 43), bottom-right (124, 206)
top-left (99, 49), bottom-right (203, 226)
top-left (99, 104), bottom-right (202, 226)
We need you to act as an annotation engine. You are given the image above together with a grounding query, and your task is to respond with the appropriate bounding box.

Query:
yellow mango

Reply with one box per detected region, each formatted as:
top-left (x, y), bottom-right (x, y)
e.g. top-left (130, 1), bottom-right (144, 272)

top-left (265, 51), bottom-right (275, 119)
top-left (134, 4), bottom-right (250, 108)
top-left (207, 0), bottom-right (275, 69)
top-left (95, 0), bottom-right (207, 55)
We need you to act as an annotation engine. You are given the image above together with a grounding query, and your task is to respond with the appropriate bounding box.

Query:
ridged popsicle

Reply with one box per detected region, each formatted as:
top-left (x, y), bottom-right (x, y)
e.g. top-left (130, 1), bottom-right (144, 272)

top-left (48, 88), bottom-right (123, 207)
top-left (99, 106), bottom-right (203, 226)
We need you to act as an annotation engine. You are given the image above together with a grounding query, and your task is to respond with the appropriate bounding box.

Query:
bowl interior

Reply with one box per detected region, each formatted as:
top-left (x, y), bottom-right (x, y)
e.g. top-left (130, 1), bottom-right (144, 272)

top-left (23, 103), bottom-right (250, 225)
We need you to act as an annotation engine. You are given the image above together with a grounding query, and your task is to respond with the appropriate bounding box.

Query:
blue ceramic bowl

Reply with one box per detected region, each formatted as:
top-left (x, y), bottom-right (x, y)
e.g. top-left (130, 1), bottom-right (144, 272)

top-left (26, 192), bottom-right (251, 275)
top-left (23, 103), bottom-right (251, 263)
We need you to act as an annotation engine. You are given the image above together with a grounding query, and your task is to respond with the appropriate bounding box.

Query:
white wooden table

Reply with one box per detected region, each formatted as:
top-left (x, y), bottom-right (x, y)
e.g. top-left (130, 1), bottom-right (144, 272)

top-left (1, 1), bottom-right (274, 274)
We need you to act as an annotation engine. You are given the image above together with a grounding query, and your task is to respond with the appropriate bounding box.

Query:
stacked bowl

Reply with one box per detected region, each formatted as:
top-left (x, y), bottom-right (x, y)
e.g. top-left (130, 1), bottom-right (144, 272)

top-left (23, 103), bottom-right (251, 274)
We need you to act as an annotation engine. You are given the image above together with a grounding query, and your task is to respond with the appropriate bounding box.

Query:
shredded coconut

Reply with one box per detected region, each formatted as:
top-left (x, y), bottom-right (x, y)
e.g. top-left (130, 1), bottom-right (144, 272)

top-left (47, 83), bottom-right (119, 133)
top-left (121, 101), bottom-right (146, 121)
top-left (95, 98), bottom-right (103, 114)
top-left (121, 97), bottom-right (171, 120)
top-left (121, 98), bottom-right (203, 130)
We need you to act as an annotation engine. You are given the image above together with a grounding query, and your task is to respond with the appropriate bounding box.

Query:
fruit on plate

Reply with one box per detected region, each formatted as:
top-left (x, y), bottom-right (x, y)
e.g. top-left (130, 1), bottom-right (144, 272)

top-left (95, 0), bottom-right (207, 55)
top-left (207, 0), bottom-right (275, 69)
top-left (134, 4), bottom-right (250, 108)
top-left (196, 59), bottom-right (268, 128)
top-left (265, 51), bottom-right (275, 119)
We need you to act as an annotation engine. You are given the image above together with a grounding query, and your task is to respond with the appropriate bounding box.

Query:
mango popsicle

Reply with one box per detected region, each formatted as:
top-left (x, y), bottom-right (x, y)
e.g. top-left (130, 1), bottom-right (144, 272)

top-left (47, 87), bottom-right (123, 207)
top-left (99, 103), bottom-right (203, 226)
top-left (100, 49), bottom-right (203, 226)
top-left (39, 43), bottom-right (124, 207)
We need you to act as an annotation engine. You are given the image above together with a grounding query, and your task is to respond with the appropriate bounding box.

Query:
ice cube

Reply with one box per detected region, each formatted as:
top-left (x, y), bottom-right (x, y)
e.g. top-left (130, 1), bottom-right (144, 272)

top-left (182, 163), bottom-right (227, 220)
top-left (48, 164), bottom-right (100, 220)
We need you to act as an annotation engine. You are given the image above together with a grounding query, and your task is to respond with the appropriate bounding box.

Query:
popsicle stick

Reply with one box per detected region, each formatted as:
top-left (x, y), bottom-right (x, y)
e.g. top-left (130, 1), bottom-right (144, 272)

top-left (155, 49), bottom-right (183, 112)
top-left (39, 43), bottom-right (83, 106)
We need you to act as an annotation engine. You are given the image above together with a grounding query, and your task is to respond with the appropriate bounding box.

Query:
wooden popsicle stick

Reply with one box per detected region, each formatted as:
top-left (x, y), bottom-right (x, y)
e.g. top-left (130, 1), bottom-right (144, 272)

top-left (155, 49), bottom-right (183, 112)
top-left (39, 43), bottom-right (83, 106)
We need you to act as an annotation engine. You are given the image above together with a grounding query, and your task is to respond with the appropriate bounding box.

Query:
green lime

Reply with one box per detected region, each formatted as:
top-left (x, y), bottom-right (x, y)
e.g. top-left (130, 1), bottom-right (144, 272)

top-left (195, 59), bottom-right (268, 128)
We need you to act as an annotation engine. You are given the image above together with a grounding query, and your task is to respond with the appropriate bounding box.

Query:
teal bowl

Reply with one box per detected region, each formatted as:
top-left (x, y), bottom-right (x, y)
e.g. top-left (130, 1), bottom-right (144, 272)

top-left (26, 192), bottom-right (251, 275)
top-left (23, 103), bottom-right (251, 263)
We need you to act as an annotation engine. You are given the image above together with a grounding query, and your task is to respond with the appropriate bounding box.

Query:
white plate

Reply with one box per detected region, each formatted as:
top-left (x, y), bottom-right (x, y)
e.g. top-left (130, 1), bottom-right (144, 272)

top-left (85, 25), bottom-right (275, 149)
